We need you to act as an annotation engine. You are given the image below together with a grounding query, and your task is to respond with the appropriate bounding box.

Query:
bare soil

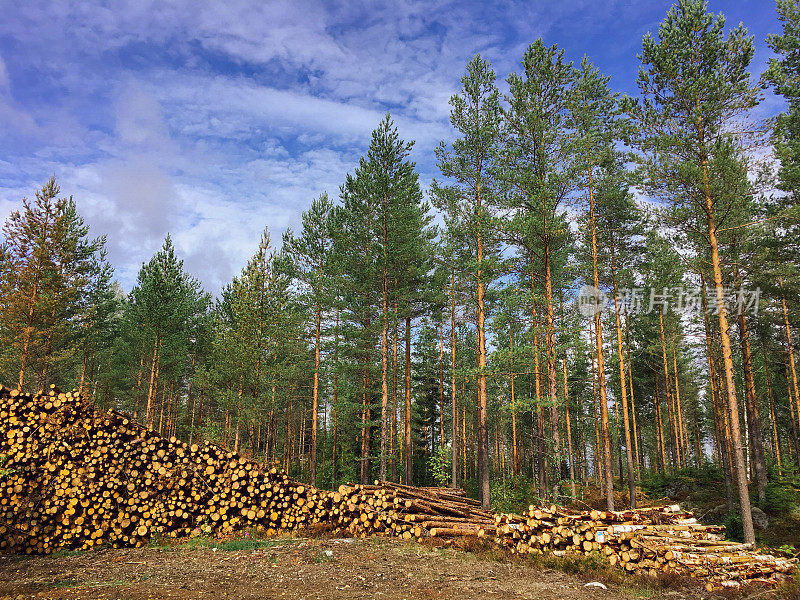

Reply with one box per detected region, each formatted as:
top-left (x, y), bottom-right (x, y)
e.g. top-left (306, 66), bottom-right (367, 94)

top-left (0, 536), bottom-right (676, 600)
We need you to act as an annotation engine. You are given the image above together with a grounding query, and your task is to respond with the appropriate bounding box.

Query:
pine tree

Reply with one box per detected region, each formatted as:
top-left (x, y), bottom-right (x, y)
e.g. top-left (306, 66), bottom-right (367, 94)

top-left (624, 0), bottom-right (760, 543)
top-left (432, 55), bottom-right (502, 508)
top-left (764, 0), bottom-right (800, 445)
top-left (287, 194), bottom-right (335, 486)
top-left (569, 57), bottom-right (624, 509)
top-left (336, 115), bottom-right (431, 484)
top-left (0, 177), bottom-right (107, 391)
top-left (592, 152), bottom-right (643, 506)
top-left (127, 235), bottom-right (209, 432)
top-left (497, 40), bottom-right (578, 501)
top-left (77, 246), bottom-right (120, 401)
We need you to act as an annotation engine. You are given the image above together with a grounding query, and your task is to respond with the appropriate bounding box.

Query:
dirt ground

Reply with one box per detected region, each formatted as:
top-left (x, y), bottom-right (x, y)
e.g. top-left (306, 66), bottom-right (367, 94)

top-left (0, 536), bottom-right (691, 600)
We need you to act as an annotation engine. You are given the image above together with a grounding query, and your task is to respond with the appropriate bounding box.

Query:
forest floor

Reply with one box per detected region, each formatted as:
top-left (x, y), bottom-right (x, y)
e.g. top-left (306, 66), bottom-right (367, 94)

top-left (0, 534), bottom-right (737, 600)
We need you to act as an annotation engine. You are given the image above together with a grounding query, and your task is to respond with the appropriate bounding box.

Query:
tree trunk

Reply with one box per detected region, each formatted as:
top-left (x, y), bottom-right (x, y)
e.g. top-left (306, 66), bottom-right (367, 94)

top-left (404, 315), bottom-right (413, 485)
top-left (779, 278), bottom-right (800, 455)
top-left (788, 360), bottom-right (800, 463)
top-left (360, 366), bottom-right (370, 485)
top-left (588, 175), bottom-right (614, 510)
top-left (439, 320), bottom-right (445, 449)
top-left (593, 289), bottom-right (613, 506)
top-left (380, 262), bottom-right (390, 481)
top-left (610, 251), bottom-right (636, 507)
top-left (476, 202), bottom-right (489, 509)
top-left (703, 178), bottom-right (754, 544)
top-left (510, 328), bottom-right (519, 477)
top-left (79, 346), bottom-right (89, 397)
top-left (590, 319), bottom-right (602, 491)
top-left (17, 275), bottom-right (40, 391)
top-left (392, 306), bottom-right (398, 483)
top-left (658, 309), bottom-right (679, 468)
top-left (701, 277), bottom-right (735, 508)
top-left (451, 274), bottom-right (458, 488)
top-left (145, 336), bottom-right (160, 430)
top-left (543, 244), bottom-right (561, 497)
top-left (563, 350), bottom-right (576, 497)
top-left (672, 347), bottom-right (690, 466)
top-left (762, 346), bottom-right (782, 473)
top-left (654, 371), bottom-right (667, 472)
top-left (331, 307), bottom-right (340, 486)
top-left (532, 301), bottom-right (546, 498)
top-left (310, 305), bottom-right (321, 486)
top-left (737, 310), bottom-right (767, 504)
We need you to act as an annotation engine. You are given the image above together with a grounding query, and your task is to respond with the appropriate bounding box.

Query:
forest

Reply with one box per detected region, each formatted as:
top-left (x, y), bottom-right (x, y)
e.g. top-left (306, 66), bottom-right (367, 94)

top-left (1, 0), bottom-right (799, 548)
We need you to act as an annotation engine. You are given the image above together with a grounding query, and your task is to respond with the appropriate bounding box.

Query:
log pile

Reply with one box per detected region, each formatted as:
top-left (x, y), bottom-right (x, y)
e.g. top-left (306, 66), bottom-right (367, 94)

top-left (325, 482), bottom-right (496, 540)
top-left (493, 505), bottom-right (797, 590)
top-left (0, 385), bottom-right (323, 553)
top-left (0, 386), bottom-right (796, 591)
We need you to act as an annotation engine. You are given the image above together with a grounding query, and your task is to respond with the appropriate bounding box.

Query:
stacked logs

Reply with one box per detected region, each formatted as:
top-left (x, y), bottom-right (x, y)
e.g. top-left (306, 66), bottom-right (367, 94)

top-left (0, 385), bottom-right (323, 553)
top-left (324, 482), bottom-right (496, 540)
top-left (0, 385), bottom-right (796, 591)
top-left (493, 505), bottom-right (797, 590)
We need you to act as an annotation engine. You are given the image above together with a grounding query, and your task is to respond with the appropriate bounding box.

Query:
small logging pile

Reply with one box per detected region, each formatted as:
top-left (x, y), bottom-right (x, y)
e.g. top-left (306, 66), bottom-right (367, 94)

top-left (0, 386), bottom-right (796, 591)
top-left (493, 505), bottom-right (797, 590)
top-left (0, 385), bottom-right (325, 553)
top-left (323, 482), bottom-right (496, 540)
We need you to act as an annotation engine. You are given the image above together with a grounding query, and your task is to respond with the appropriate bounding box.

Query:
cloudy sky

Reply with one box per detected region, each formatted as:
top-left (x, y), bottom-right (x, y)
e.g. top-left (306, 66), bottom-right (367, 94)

top-left (0, 0), bottom-right (784, 294)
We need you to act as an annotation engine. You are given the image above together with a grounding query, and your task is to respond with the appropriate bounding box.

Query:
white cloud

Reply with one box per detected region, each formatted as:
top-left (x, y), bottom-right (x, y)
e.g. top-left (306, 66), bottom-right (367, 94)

top-left (0, 0), bottom-right (783, 296)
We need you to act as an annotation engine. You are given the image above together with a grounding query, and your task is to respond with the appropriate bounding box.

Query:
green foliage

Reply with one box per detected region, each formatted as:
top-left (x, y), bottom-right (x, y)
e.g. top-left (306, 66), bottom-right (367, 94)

top-left (724, 513), bottom-right (745, 542)
top-left (428, 445), bottom-right (452, 487)
top-left (639, 464), bottom-right (724, 500)
top-left (0, 177), bottom-right (112, 391)
top-left (638, 471), bottom-right (669, 500)
top-left (489, 477), bottom-right (539, 514)
top-left (764, 483), bottom-right (800, 514)
top-left (120, 235), bottom-right (210, 430)
top-left (0, 453), bottom-right (13, 479)
top-left (765, 0), bottom-right (800, 197)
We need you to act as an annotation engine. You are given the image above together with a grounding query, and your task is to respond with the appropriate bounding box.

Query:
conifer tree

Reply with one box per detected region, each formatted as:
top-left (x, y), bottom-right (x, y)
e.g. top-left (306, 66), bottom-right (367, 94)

top-left (593, 153), bottom-right (643, 507)
top-left (337, 115), bottom-right (430, 484)
top-left (128, 236), bottom-right (209, 432)
top-left (287, 194), bottom-right (335, 486)
top-left (764, 0), bottom-right (800, 434)
top-left (570, 57), bottom-right (623, 509)
top-left (624, 0), bottom-right (760, 543)
top-left (498, 40), bottom-right (578, 501)
top-left (433, 55), bottom-right (502, 508)
top-left (0, 177), bottom-right (107, 391)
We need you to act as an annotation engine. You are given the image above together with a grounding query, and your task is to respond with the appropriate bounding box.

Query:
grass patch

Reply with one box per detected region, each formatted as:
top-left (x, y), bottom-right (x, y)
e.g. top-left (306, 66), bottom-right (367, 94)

top-left (47, 579), bottom-right (81, 589)
top-left (150, 531), bottom-right (298, 552)
top-left (215, 538), bottom-right (287, 551)
top-left (522, 550), bottom-right (700, 597)
top-left (314, 549), bottom-right (335, 563)
top-left (49, 549), bottom-right (85, 558)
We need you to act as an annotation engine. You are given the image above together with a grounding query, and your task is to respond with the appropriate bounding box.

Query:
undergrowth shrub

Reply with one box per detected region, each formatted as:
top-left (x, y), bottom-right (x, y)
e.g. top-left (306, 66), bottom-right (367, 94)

top-left (489, 477), bottom-right (538, 514)
top-left (427, 446), bottom-right (452, 487)
top-left (764, 483), bottom-right (798, 513)
top-left (639, 464), bottom-right (723, 500)
top-left (724, 513), bottom-right (744, 542)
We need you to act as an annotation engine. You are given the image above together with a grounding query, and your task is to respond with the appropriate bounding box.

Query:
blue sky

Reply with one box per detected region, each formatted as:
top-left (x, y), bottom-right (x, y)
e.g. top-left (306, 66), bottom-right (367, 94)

top-left (0, 0), bottom-right (784, 293)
